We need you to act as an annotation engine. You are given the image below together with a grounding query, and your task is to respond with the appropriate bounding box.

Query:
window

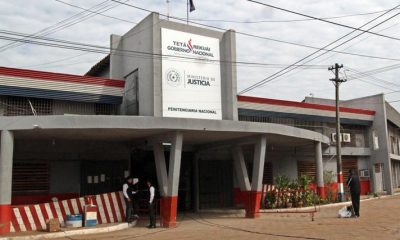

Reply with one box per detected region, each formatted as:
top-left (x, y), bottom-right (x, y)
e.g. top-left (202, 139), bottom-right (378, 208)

top-left (12, 162), bottom-right (49, 194)
top-left (391, 136), bottom-right (397, 154)
top-left (4, 96), bottom-right (52, 116)
top-left (263, 162), bottom-right (273, 184)
top-left (123, 69), bottom-right (139, 115)
top-left (298, 161), bottom-right (316, 181)
top-left (95, 103), bottom-right (118, 115)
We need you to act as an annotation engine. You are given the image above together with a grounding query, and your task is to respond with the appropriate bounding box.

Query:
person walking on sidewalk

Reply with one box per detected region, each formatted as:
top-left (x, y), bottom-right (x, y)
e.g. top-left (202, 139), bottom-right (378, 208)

top-left (347, 169), bottom-right (361, 217)
top-left (147, 179), bottom-right (156, 228)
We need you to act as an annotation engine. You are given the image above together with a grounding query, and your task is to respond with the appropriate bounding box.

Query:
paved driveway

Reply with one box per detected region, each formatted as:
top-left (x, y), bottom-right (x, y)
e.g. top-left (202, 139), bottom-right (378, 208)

top-left (57, 194), bottom-right (400, 240)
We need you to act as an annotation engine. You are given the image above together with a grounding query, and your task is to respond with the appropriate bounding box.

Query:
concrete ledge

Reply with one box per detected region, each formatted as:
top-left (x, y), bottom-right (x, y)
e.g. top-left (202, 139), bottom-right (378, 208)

top-left (0, 223), bottom-right (130, 240)
top-left (198, 209), bottom-right (245, 215)
top-left (260, 194), bottom-right (393, 213)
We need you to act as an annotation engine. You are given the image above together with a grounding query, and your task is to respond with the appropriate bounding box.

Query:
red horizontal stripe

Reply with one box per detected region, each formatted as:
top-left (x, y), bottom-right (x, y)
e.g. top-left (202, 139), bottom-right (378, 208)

top-left (238, 95), bottom-right (375, 116)
top-left (0, 66), bottom-right (124, 88)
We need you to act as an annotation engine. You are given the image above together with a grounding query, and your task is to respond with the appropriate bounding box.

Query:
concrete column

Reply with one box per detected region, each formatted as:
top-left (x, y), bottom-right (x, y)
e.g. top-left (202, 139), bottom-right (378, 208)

top-left (246, 135), bottom-right (267, 218)
top-left (232, 146), bottom-right (251, 191)
top-left (167, 132), bottom-right (183, 196)
top-left (153, 142), bottom-right (168, 197)
top-left (315, 142), bottom-right (325, 199)
top-left (0, 130), bottom-right (14, 235)
top-left (251, 135), bottom-right (267, 191)
top-left (232, 135), bottom-right (267, 218)
top-left (155, 131), bottom-right (183, 228)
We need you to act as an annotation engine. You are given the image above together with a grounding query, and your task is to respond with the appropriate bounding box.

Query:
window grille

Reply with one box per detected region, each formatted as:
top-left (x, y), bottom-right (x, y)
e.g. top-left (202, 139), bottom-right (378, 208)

top-left (298, 161), bottom-right (316, 181)
top-left (12, 162), bottom-right (49, 194)
top-left (4, 96), bottom-right (53, 116)
top-left (95, 103), bottom-right (118, 115)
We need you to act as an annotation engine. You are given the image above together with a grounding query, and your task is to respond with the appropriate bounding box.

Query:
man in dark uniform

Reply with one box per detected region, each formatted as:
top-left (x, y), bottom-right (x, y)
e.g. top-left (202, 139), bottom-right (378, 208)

top-left (130, 178), bottom-right (140, 219)
top-left (122, 176), bottom-right (133, 222)
top-left (147, 179), bottom-right (156, 228)
top-left (346, 169), bottom-right (361, 217)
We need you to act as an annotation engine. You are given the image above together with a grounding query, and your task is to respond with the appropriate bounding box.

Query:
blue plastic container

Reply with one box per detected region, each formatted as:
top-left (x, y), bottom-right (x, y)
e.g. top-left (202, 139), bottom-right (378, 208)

top-left (66, 214), bottom-right (83, 228)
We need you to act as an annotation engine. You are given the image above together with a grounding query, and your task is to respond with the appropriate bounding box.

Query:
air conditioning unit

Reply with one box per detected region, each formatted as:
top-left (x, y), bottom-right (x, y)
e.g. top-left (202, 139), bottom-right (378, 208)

top-left (342, 133), bottom-right (351, 142)
top-left (331, 133), bottom-right (351, 143)
top-left (331, 133), bottom-right (341, 142)
top-left (359, 169), bottom-right (370, 178)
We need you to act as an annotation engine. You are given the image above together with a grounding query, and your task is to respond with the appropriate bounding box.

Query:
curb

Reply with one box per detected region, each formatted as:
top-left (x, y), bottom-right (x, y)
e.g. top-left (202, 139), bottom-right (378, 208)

top-left (0, 223), bottom-right (130, 240)
top-left (260, 194), bottom-right (395, 213)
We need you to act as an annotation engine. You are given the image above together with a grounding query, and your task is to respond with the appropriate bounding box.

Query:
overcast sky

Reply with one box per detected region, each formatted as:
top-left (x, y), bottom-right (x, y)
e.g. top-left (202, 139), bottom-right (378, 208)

top-left (1, 0), bottom-right (400, 110)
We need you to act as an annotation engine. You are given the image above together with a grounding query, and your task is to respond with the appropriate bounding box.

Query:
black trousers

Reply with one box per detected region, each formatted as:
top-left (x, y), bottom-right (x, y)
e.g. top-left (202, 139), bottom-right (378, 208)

top-left (351, 191), bottom-right (360, 216)
top-left (132, 199), bottom-right (139, 216)
top-left (124, 198), bottom-right (133, 222)
top-left (149, 202), bottom-right (156, 227)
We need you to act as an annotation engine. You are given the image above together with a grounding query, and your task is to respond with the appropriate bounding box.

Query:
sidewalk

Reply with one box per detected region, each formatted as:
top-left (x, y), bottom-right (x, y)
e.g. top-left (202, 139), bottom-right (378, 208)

top-left (0, 222), bottom-right (132, 240)
top-left (2, 193), bottom-right (398, 240)
top-left (260, 193), bottom-right (393, 213)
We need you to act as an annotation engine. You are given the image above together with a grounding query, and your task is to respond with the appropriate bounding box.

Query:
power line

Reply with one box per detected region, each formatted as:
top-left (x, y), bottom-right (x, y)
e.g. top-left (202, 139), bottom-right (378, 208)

top-left (346, 67), bottom-right (400, 89)
top-left (26, 1), bottom-right (400, 72)
top-left (111, 0), bottom-right (400, 63)
top-left (19, 12), bottom-right (164, 70)
top-left (0, 29), bottom-right (332, 69)
top-left (18, 52), bottom-right (90, 69)
top-left (247, 0), bottom-right (400, 42)
top-left (0, 0), bottom-right (125, 53)
top-left (0, 0), bottom-right (110, 52)
top-left (277, 21), bottom-right (400, 82)
top-left (54, 0), bottom-right (137, 24)
top-left (346, 71), bottom-right (398, 91)
top-left (189, 7), bottom-right (400, 24)
top-left (238, 4), bottom-right (400, 95)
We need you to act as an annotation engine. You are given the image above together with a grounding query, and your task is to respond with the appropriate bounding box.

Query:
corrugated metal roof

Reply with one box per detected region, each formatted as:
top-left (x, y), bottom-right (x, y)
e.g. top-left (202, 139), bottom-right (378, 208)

top-left (0, 66), bottom-right (123, 87)
top-left (85, 55), bottom-right (110, 77)
top-left (237, 95), bottom-right (375, 116)
top-left (0, 66), bottom-right (124, 104)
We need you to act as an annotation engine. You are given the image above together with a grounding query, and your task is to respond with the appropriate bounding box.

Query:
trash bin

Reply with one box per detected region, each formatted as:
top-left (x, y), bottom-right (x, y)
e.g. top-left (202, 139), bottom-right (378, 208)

top-left (65, 214), bottom-right (82, 228)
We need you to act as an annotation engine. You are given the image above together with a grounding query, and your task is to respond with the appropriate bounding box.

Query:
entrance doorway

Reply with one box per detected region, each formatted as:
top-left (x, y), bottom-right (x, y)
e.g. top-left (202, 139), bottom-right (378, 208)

top-left (198, 160), bottom-right (233, 209)
top-left (80, 160), bottom-right (127, 195)
top-left (130, 150), bottom-right (194, 211)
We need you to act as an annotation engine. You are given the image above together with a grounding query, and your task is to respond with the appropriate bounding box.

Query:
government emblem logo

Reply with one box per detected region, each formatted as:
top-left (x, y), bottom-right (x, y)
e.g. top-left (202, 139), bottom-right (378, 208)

top-left (166, 68), bottom-right (182, 87)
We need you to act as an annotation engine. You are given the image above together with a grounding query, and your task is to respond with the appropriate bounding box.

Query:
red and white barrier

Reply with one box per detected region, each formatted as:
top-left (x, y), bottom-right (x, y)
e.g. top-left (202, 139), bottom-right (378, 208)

top-left (10, 191), bottom-right (126, 233)
top-left (262, 184), bottom-right (276, 193)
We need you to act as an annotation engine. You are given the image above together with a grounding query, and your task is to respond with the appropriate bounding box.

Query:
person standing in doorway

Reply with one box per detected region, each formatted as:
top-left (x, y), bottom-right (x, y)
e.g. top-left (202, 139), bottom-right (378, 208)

top-left (347, 169), bottom-right (361, 217)
top-left (147, 179), bottom-right (156, 228)
top-left (122, 176), bottom-right (133, 222)
top-left (131, 178), bottom-right (140, 219)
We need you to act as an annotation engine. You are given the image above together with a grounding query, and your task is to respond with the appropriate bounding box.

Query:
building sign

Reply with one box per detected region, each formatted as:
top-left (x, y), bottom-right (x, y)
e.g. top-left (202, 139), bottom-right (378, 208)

top-left (161, 28), bottom-right (222, 120)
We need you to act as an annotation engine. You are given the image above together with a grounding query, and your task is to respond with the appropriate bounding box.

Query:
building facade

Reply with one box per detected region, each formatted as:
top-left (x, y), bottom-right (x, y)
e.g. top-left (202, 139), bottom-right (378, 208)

top-left (0, 12), bottom-right (399, 235)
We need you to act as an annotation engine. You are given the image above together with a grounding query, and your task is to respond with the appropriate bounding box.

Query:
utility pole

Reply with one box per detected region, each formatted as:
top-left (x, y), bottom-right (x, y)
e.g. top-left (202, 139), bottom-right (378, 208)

top-left (329, 63), bottom-right (346, 202)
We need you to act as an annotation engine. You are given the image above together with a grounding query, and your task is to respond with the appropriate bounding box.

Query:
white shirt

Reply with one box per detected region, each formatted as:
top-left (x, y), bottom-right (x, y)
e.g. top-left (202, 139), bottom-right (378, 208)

top-left (149, 186), bottom-right (155, 203)
top-left (123, 183), bottom-right (129, 199)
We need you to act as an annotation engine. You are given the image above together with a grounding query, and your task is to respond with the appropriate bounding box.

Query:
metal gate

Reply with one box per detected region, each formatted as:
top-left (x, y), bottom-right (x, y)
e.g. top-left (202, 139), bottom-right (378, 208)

top-left (199, 160), bottom-right (233, 209)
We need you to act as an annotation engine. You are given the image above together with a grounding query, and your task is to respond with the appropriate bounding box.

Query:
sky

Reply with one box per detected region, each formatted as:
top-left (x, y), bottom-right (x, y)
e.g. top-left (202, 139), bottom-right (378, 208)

top-left (1, 0), bottom-right (400, 110)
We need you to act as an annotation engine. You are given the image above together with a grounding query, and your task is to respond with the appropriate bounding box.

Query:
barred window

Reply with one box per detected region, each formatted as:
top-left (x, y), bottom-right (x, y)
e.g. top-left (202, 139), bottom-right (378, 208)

top-left (4, 96), bottom-right (53, 116)
top-left (95, 103), bottom-right (118, 115)
top-left (298, 161), bottom-right (316, 181)
top-left (12, 162), bottom-right (49, 194)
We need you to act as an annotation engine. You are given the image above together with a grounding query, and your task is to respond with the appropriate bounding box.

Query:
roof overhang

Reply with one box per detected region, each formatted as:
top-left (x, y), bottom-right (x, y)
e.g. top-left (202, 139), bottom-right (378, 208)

top-left (1, 116), bottom-right (330, 147)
